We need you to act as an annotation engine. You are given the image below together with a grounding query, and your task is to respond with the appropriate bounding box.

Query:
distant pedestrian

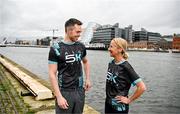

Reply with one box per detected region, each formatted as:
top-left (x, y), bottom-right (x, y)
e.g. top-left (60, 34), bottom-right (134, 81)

top-left (105, 38), bottom-right (146, 114)
top-left (48, 18), bottom-right (91, 114)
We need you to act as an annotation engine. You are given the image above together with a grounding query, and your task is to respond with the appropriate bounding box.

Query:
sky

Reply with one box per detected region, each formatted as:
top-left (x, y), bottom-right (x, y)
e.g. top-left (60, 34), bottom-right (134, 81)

top-left (0, 0), bottom-right (180, 41)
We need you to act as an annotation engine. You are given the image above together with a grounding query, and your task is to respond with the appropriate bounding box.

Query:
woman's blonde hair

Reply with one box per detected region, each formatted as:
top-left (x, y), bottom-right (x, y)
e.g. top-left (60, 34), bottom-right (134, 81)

top-left (112, 38), bottom-right (129, 60)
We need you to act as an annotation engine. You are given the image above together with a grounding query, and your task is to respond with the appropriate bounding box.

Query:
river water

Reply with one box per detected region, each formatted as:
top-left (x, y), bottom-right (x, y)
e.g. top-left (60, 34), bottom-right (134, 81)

top-left (0, 47), bottom-right (180, 114)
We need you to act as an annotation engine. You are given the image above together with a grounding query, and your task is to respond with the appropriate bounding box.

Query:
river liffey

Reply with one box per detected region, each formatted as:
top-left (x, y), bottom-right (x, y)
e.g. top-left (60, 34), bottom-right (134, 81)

top-left (0, 47), bottom-right (180, 114)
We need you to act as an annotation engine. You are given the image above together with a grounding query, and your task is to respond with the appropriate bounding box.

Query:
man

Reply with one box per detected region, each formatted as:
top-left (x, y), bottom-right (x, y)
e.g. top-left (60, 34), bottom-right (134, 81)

top-left (48, 18), bottom-right (91, 114)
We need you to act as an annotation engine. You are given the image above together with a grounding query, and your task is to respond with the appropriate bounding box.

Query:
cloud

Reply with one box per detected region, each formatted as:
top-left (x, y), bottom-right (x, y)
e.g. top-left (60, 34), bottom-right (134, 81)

top-left (171, 0), bottom-right (180, 28)
top-left (0, 0), bottom-right (179, 41)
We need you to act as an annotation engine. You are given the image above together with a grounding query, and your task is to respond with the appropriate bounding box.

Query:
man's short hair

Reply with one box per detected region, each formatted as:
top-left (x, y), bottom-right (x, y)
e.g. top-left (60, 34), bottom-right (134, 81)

top-left (65, 18), bottom-right (82, 32)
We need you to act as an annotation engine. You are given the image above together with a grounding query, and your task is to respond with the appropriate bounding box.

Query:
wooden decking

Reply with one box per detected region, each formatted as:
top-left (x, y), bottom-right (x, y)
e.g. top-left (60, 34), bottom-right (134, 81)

top-left (0, 57), bottom-right (53, 100)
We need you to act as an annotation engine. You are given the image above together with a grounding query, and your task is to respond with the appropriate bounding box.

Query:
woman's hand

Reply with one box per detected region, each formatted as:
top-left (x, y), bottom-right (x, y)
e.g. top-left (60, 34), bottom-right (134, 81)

top-left (115, 96), bottom-right (131, 104)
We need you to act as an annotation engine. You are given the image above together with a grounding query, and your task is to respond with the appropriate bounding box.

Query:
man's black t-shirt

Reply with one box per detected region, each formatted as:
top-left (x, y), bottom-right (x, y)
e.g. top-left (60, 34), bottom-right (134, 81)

top-left (48, 41), bottom-right (86, 89)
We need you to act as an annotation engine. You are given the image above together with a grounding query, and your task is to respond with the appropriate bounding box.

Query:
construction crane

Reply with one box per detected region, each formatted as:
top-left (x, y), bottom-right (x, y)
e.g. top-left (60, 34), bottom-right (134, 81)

top-left (52, 29), bottom-right (59, 38)
top-left (43, 29), bottom-right (59, 38)
top-left (41, 29), bottom-right (59, 45)
top-left (46, 29), bottom-right (59, 45)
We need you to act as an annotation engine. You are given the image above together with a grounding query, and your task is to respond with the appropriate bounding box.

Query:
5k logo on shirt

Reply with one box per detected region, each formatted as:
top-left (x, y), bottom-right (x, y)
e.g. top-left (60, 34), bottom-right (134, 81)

top-left (107, 71), bottom-right (120, 87)
top-left (107, 72), bottom-right (117, 84)
top-left (65, 53), bottom-right (82, 63)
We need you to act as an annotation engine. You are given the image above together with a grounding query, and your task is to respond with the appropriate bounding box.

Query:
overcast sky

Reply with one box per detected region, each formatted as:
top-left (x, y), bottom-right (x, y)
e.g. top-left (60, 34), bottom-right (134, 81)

top-left (0, 0), bottom-right (180, 41)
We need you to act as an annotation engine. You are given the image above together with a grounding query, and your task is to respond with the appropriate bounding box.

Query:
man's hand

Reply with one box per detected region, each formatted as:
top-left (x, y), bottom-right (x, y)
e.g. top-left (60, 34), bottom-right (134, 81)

top-left (57, 96), bottom-right (69, 109)
top-left (84, 79), bottom-right (91, 91)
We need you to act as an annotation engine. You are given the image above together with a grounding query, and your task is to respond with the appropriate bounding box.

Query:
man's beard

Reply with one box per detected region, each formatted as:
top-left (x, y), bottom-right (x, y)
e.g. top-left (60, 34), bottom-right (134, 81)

top-left (70, 36), bottom-right (79, 42)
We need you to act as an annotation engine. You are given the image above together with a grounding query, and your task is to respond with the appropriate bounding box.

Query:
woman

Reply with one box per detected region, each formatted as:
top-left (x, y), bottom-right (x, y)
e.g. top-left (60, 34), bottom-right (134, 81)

top-left (105, 38), bottom-right (146, 114)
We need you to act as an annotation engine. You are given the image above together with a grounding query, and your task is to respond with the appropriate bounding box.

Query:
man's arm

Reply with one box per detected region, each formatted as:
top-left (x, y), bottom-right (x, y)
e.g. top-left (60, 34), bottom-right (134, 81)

top-left (48, 64), bottom-right (69, 109)
top-left (82, 57), bottom-right (91, 91)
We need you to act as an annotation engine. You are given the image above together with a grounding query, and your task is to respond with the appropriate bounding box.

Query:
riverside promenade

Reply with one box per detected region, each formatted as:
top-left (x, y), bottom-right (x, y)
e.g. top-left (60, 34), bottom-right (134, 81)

top-left (0, 54), bottom-right (100, 114)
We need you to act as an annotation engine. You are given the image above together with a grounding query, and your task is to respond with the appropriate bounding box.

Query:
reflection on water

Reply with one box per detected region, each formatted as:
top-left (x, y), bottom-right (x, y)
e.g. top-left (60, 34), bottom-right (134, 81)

top-left (0, 47), bottom-right (180, 114)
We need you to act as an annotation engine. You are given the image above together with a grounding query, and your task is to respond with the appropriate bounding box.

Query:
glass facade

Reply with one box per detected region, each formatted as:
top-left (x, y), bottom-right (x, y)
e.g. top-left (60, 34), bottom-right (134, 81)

top-left (91, 23), bottom-right (120, 47)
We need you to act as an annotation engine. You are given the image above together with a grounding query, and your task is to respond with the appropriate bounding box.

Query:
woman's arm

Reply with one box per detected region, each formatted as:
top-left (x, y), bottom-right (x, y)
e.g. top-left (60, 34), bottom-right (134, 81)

top-left (116, 81), bottom-right (146, 104)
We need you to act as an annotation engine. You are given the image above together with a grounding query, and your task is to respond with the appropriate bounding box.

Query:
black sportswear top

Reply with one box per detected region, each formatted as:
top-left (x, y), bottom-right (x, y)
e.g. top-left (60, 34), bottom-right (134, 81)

top-left (48, 41), bottom-right (86, 89)
top-left (106, 59), bottom-right (142, 100)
